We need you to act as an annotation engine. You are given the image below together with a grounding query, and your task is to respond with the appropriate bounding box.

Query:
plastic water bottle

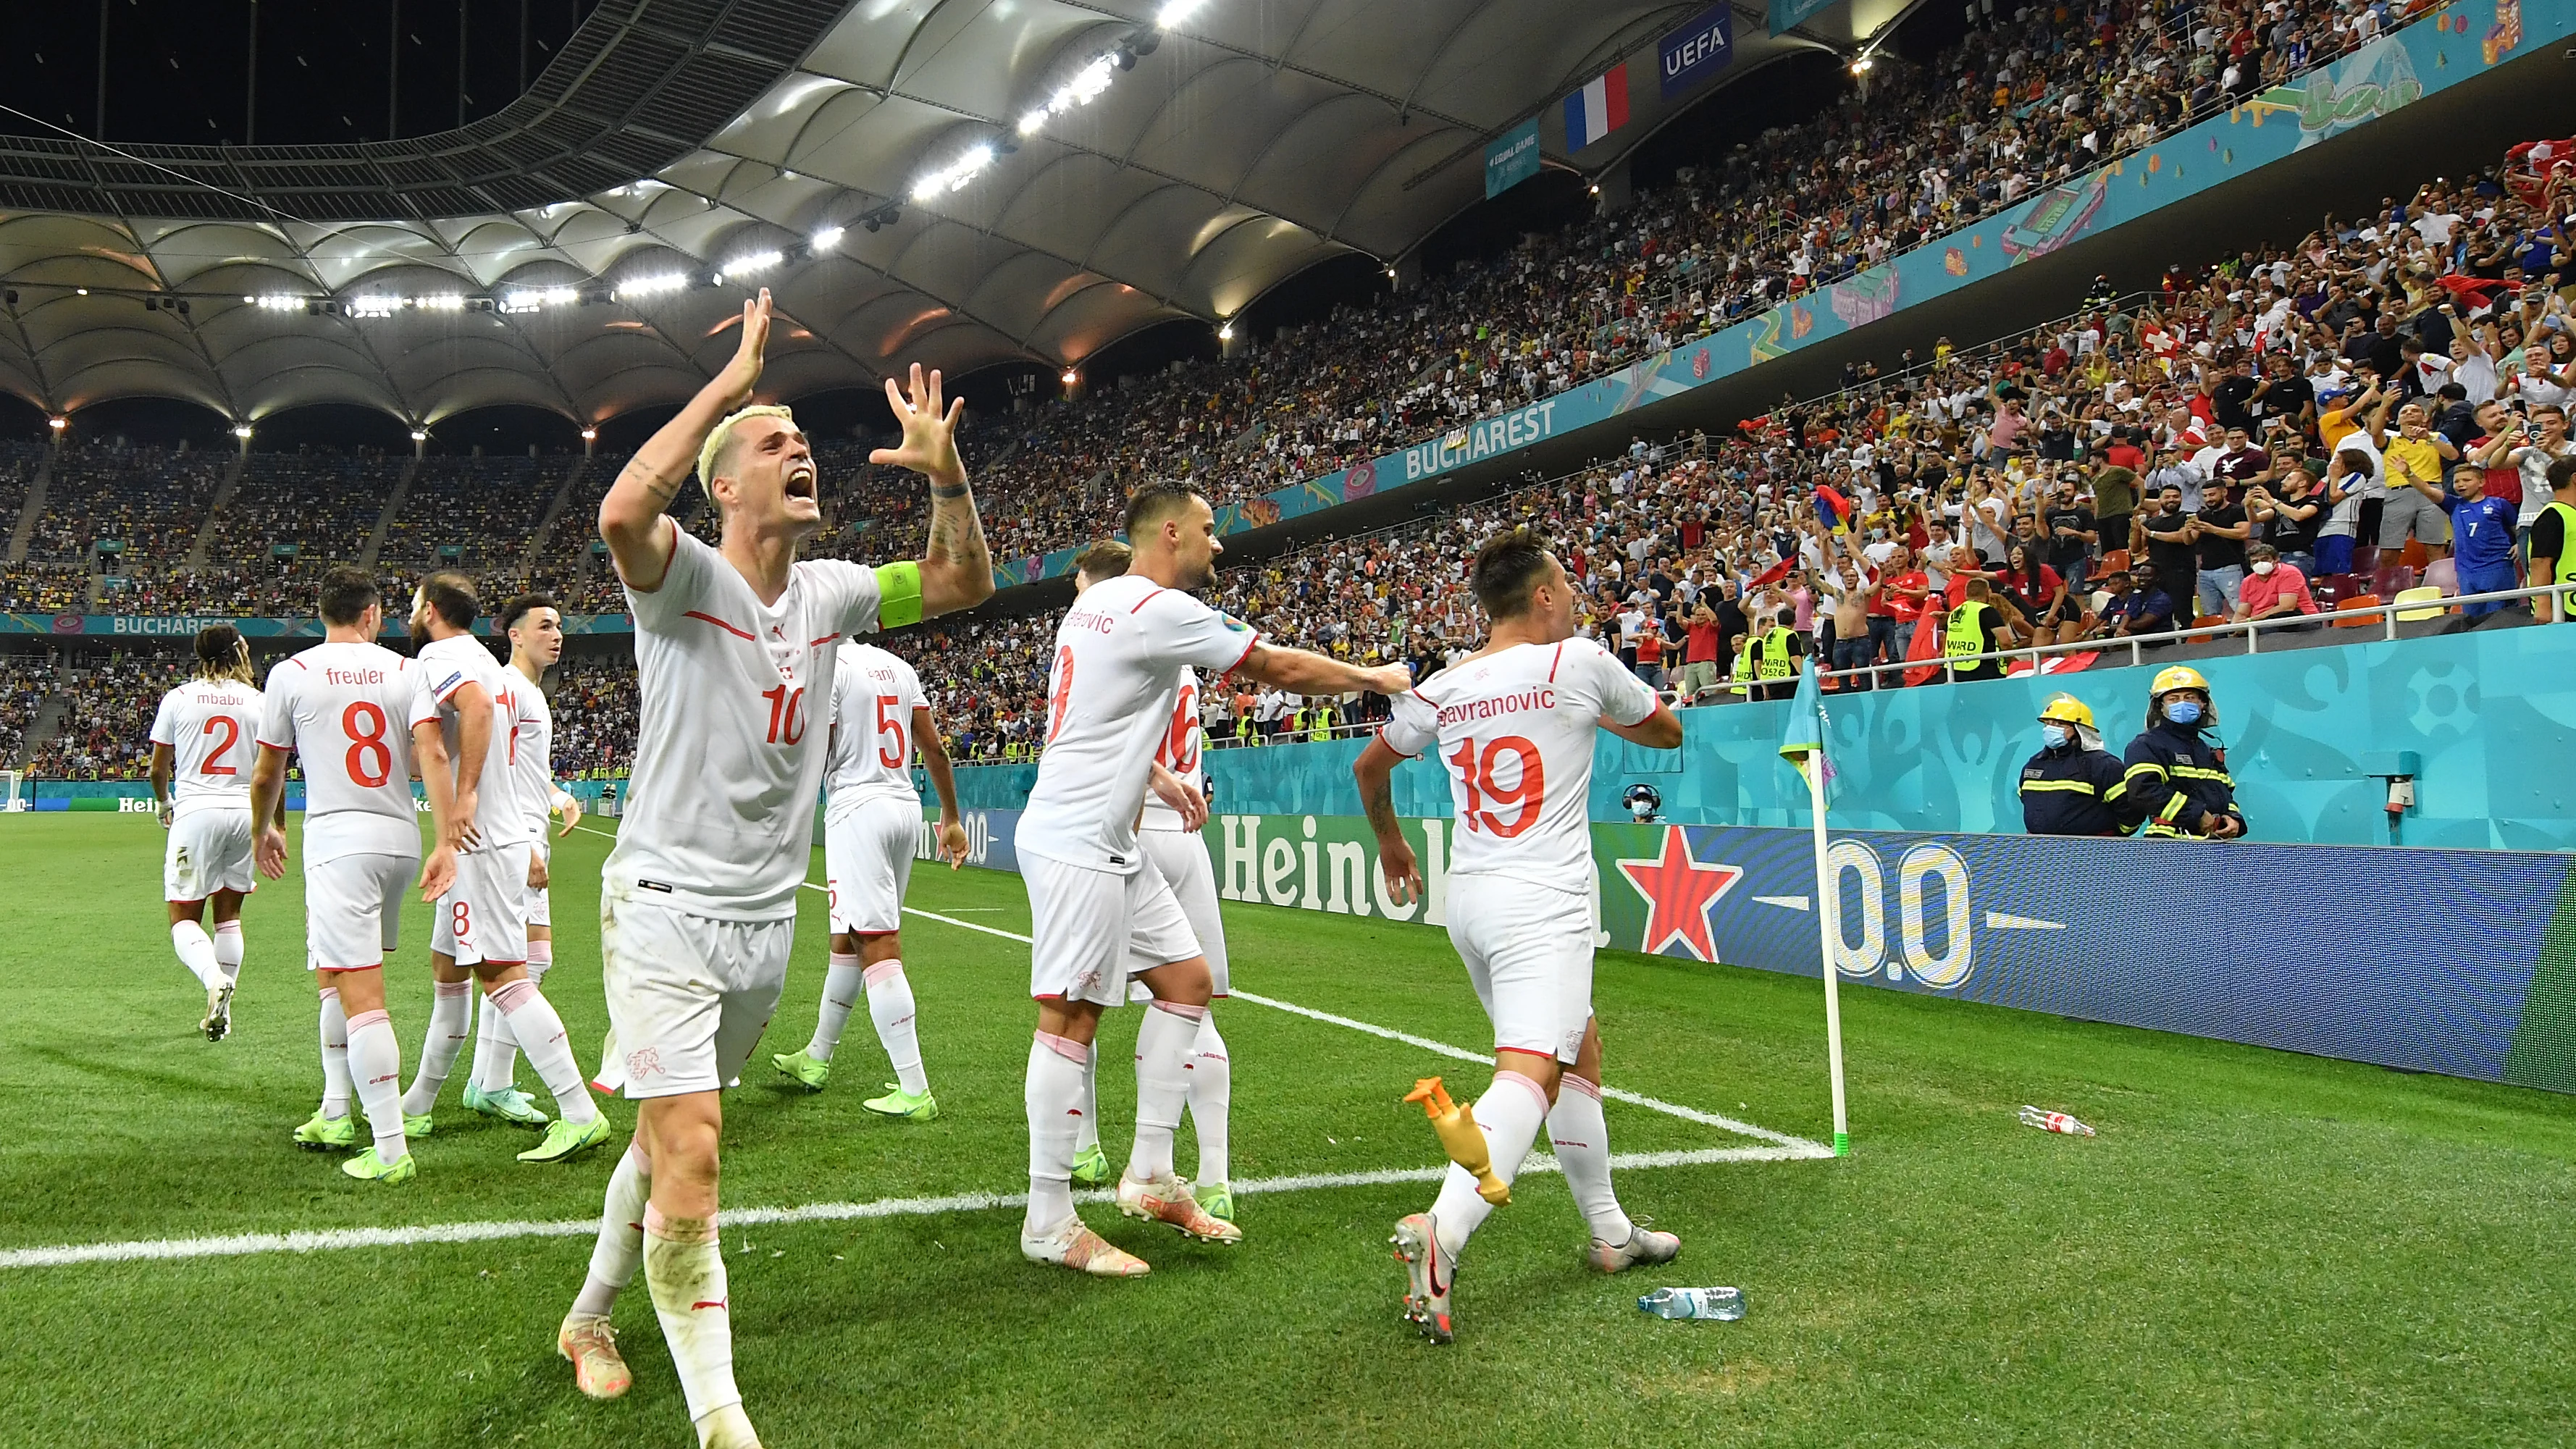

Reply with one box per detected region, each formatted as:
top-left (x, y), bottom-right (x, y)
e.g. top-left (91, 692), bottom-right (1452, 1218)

top-left (2018, 1105), bottom-right (2097, 1136)
top-left (1637, 1287), bottom-right (1745, 1320)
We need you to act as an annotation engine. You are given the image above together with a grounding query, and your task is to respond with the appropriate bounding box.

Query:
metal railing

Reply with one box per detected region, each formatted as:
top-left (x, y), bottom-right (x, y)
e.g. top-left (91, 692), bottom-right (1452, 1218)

top-left (1801, 579), bottom-right (2576, 692)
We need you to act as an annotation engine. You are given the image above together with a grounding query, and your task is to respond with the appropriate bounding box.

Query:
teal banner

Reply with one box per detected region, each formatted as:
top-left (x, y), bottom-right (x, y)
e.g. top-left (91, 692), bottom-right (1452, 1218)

top-left (982, 7), bottom-right (2567, 590)
top-left (1768, 0), bottom-right (1834, 35)
top-left (1484, 116), bottom-right (1543, 199)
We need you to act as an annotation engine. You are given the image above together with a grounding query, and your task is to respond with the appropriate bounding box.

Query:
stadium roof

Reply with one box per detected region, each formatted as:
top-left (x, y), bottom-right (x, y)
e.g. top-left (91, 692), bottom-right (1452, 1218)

top-left (0, 0), bottom-right (1893, 428)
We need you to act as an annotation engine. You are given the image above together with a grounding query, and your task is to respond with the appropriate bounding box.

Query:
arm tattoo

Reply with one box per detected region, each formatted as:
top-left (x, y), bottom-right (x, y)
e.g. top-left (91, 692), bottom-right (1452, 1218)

top-left (1362, 778), bottom-right (1401, 839)
top-left (924, 479), bottom-right (990, 574)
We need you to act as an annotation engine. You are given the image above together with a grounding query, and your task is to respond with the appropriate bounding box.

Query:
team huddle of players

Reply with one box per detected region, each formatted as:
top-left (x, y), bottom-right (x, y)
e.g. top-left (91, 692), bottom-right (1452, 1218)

top-left (143, 292), bottom-right (1680, 1449)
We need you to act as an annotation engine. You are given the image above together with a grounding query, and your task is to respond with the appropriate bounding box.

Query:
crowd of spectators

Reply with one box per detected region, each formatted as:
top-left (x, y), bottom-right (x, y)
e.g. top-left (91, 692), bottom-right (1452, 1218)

top-left (25, 654), bottom-right (172, 779)
top-left (24, 442), bottom-right (227, 567)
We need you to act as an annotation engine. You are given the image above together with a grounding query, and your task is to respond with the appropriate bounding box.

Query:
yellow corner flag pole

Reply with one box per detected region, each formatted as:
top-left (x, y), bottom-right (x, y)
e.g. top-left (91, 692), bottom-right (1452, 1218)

top-left (1804, 744), bottom-right (1850, 1157)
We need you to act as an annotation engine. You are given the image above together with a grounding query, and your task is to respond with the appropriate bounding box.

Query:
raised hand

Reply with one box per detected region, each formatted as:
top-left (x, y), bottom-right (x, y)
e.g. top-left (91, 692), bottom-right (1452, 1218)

top-left (870, 363), bottom-right (967, 484)
top-left (716, 290), bottom-right (773, 411)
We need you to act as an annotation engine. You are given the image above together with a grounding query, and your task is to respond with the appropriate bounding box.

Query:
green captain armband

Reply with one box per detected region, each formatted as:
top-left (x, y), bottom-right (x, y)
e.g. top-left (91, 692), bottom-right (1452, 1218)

top-left (873, 560), bottom-right (924, 629)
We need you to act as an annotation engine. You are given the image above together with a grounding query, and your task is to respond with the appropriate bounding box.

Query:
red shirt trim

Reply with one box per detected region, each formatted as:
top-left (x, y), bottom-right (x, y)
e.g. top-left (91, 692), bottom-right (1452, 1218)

top-left (1129, 587), bottom-right (1167, 614)
top-left (808, 633), bottom-right (842, 648)
top-left (1217, 632), bottom-right (1261, 682)
top-left (1548, 642), bottom-right (1566, 682)
top-left (682, 610), bottom-right (755, 642)
top-left (1375, 726), bottom-right (1419, 761)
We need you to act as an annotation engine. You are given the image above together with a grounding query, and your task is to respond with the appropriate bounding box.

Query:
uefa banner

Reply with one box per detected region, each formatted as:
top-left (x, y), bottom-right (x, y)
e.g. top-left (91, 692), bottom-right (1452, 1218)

top-left (927, 805), bottom-right (2576, 1095)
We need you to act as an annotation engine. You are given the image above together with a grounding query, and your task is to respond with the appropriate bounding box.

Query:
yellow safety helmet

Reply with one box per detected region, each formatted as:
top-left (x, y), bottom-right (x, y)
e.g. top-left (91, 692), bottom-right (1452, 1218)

top-left (2149, 665), bottom-right (2210, 699)
top-left (2036, 692), bottom-right (2095, 729)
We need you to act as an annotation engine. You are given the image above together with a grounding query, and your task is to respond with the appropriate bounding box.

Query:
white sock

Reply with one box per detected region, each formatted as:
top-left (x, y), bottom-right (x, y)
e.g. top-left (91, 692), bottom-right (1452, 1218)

top-left (1128, 1001), bottom-right (1203, 1184)
top-left (1427, 1070), bottom-right (1551, 1261)
top-left (807, 952), bottom-right (863, 1061)
top-left (492, 978), bottom-right (600, 1124)
top-left (572, 1142), bottom-right (652, 1318)
top-left (1187, 1012), bottom-right (1232, 1188)
top-left (865, 959), bottom-right (927, 1095)
top-left (472, 947), bottom-right (546, 1093)
top-left (1549, 1074), bottom-right (1634, 1246)
top-left (400, 980), bottom-right (474, 1117)
top-left (642, 1204), bottom-right (740, 1423)
top-left (211, 919), bottom-right (244, 986)
top-left (345, 1007), bottom-right (408, 1162)
top-left (318, 987), bottom-right (351, 1119)
top-left (171, 920), bottom-right (217, 990)
top-left (1025, 1031), bottom-right (1088, 1236)
top-left (1073, 1041), bottom-right (1100, 1154)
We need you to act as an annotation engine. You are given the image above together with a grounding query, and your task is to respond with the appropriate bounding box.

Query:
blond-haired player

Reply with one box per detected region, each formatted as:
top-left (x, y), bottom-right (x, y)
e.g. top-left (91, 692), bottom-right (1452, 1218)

top-left (552, 290), bottom-right (990, 1449)
top-left (147, 624), bottom-right (267, 1041)
top-left (1014, 483), bottom-right (1408, 1277)
top-left (1354, 526), bottom-right (1685, 1344)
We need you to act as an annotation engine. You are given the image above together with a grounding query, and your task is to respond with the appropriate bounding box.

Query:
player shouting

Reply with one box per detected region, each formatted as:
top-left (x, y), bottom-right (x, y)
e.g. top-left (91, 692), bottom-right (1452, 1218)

top-left (453, 592), bottom-right (584, 1125)
top-left (1015, 483), bottom-right (1409, 1277)
top-left (1353, 525), bottom-right (1685, 1344)
top-left (146, 625), bottom-right (267, 1041)
top-left (552, 290), bottom-right (990, 1449)
top-left (248, 566), bottom-right (466, 1183)
top-left (393, 573), bottom-right (610, 1164)
top-left (771, 639), bottom-right (969, 1115)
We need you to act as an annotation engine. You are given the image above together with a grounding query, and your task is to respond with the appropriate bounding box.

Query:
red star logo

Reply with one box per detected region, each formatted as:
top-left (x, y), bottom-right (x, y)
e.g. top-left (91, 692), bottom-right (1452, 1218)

top-left (1614, 826), bottom-right (1742, 962)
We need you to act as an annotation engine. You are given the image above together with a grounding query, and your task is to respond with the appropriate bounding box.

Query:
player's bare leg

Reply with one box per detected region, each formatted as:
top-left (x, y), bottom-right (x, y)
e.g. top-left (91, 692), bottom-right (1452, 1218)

top-left (1117, 954), bottom-right (1239, 1244)
top-left (1023, 999), bottom-right (1148, 1277)
top-left (1393, 1046), bottom-right (1561, 1343)
top-left (1548, 1020), bottom-right (1679, 1272)
top-left (327, 965), bottom-right (416, 1183)
top-left (640, 1091), bottom-right (760, 1448)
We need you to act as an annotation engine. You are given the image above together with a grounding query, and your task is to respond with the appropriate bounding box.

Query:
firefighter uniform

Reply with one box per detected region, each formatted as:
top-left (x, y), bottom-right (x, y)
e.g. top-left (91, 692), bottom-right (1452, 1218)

top-left (2019, 694), bottom-right (2129, 835)
top-left (2119, 666), bottom-right (2246, 839)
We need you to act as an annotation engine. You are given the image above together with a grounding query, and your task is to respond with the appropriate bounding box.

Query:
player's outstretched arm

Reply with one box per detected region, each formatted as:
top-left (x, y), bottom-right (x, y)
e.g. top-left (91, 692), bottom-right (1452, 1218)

top-left (1352, 738), bottom-right (1422, 907)
top-left (1235, 642), bottom-right (1410, 701)
top-left (912, 704), bottom-right (971, 868)
top-left (870, 364), bottom-right (993, 618)
top-left (600, 289), bottom-right (775, 592)
top-left (249, 744), bottom-right (292, 878)
top-left (1601, 700), bottom-right (1684, 750)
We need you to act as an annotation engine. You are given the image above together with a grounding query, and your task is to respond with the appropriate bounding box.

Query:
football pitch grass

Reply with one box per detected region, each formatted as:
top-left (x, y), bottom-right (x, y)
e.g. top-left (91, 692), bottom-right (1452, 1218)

top-left (5, 815), bottom-right (2575, 1446)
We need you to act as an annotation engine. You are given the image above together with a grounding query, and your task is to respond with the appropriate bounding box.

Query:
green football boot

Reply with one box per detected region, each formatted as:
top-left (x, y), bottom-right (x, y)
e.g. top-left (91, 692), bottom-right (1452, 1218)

top-left (463, 1083), bottom-right (550, 1127)
top-left (1070, 1142), bottom-right (1113, 1188)
top-left (519, 1111), bottom-right (614, 1164)
top-left (342, 1146), bottom-right (417, 1184)
top-left (771, 1049), bottom-right (831, 1092)
top-left (293, 1109), bottom-right (358, 1152)
top-left (1196, 1182), bottom-right (1235, 1226)
top-left (860, 1083), bottom-right (939, 1120)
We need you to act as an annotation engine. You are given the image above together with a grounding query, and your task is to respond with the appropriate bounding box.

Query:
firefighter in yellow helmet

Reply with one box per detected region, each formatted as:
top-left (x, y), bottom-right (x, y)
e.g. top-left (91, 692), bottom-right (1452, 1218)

top-left (2017, 693), bottom-right (2130, 836)
top-left (2118, 665), bottom-right (2245, 839)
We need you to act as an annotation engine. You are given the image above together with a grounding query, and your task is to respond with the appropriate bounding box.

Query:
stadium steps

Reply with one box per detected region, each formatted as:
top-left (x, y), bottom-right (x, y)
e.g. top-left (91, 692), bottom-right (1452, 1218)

top-left (518, 457), bottom-right (591, 576)
top-left (5, 449), bottom-right (51, 564)
top-left (356, 456), bottom-right (423, 570)
top-left (182, 451), bottom-right (252, 570)
top-left (21, 686), bottom-right (67, 762)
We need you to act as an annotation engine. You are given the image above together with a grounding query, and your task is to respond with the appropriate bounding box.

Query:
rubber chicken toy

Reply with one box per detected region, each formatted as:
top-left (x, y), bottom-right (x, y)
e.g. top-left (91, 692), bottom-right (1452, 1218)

top-left (1405, 1076), bottom-right (1509, 1204)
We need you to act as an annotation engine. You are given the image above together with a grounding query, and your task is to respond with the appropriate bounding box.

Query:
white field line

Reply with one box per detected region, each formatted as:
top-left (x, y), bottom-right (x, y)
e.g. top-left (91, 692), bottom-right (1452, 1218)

top-left (0, 1145), bottom-right (1808, 1271)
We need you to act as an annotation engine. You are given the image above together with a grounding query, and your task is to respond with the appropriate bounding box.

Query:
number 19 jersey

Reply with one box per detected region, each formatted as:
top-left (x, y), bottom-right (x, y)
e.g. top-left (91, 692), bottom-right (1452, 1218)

top-left (1379, 637), bottom-right (1656, 889)
top-left (258, 642), bottom-right (439, 865)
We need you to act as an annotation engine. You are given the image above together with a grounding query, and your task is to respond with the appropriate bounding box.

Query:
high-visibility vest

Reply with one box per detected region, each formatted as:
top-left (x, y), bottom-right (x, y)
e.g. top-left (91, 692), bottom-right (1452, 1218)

top-left (2545, 502), bottom-right (2576, 592)
top-left (1309, 706), bottom-right (1334, 742)
top-left (1758, 626), bottom-right (1797, 679)
top-left (1945, 601), bottom-right (1994, 661)
top-left (1730, 641), bottom-right (1754, 696)
top-left (1235, 715), bottom-right (1256, 744)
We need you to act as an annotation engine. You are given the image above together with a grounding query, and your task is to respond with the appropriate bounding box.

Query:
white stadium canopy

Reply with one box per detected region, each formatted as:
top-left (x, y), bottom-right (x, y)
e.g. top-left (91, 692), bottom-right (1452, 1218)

top-left (0, 0), bottom-right (1892, 427)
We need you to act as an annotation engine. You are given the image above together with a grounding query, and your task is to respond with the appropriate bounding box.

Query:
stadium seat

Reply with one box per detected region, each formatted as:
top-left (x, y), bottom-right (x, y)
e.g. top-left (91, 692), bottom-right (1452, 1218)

top-left (2101, 548), bottom-right (2129, 574)
top-left (2333, 594), bottom-right (2383, 627)
top-left (2423, 558), bottom-right (2457, 595)
top-left (2372, 563), bottom-right (2417, 597)
top-left (2392, 586), bottom-right (2448, 621)
top-left (2312, 574), bottom-right (2358, 607)
top-left (2400, 538), bottom-right (2430, 571)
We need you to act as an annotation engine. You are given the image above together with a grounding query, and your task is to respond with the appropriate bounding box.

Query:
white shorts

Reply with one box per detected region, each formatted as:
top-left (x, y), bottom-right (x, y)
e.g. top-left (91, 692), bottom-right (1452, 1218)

top-left (165, 808), bottom-right (256, 902)
top-left (600, 881), bottom-right (792, 1099)
top-left (529, 841), bottom-right (551, 929)
top-left (303, 852), bottom-right (417, 972)
top-left (1025, 852), bottom-right (1199, 1008)
top-left (1136, 829), bottom-right (1227, 997)
top-left (825, 796), bottom-right (918, 936)
top-left (1446, 874), bottom-right (1595, 1064)
top-left (434, 842), bottom-right (534, 967)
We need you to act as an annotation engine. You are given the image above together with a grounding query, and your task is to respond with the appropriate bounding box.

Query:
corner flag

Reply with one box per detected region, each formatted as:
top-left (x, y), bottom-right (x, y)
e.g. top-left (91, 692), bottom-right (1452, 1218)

top-left (1776, 660), bottom-right (1850, 1157)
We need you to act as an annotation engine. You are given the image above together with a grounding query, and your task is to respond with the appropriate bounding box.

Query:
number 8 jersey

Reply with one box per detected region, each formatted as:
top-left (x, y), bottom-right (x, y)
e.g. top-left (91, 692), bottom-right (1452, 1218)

top-left (258, 641), bottom-right (440, 865)
top-left (1378, 637), bottom-right (1656, 889)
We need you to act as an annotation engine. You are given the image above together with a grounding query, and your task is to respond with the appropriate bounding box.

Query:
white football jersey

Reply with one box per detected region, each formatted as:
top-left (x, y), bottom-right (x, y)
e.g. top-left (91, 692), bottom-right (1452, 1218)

top-left (1380, 637), bottom-right (1656, 890)
top-left (824, 642), bottom-right (926, 820)
top-left (148, 676), bottom-right (263, 820)
top-left (1019, 576), bottom-right (1256, 874)
top-left (505, 667), bottom-right (557, 840)
top-left (1137, 665), bottom-right (1205, 833)
top-left (416, 634), bottom-right (534, 851)
top-left (608, 526), bottom-right (888, 920)
top-left (258, 641), bottom-right (438, 865)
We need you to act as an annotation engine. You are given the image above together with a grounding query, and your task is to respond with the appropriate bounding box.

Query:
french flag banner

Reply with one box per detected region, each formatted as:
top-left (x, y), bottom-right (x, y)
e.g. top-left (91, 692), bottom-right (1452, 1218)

top-left (1564, 63), bottom-right (1629, 149)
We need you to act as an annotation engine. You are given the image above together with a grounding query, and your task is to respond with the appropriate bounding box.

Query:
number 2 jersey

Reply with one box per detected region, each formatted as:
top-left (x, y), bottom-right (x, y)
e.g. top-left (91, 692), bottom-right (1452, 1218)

top-left (148, 676), bottom-right (263, 820)
top-left (823, 641), bottom-right (926, 820)
top-left (610, 526), bottom-right (899, 921)
top-left (1019, 576), bottom-right (1256, 874)
top-left (258, 641), bottom-right (440, 865)
top-left (416, 634), bottom-right (535, 852)
top-left (1137, 665), bottom-right (1204, 833)
top-left (1379, 637), bottom-right (1657, 889)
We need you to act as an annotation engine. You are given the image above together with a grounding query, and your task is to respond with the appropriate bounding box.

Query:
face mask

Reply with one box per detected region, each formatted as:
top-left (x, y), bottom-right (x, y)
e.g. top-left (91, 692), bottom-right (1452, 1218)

top-left (2042, 723), bottom-right (2073, 748)
top-left (2252, 560), bottom-right (2276, 576)
top-left (2165, 700), bottom-right (2204, 726)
